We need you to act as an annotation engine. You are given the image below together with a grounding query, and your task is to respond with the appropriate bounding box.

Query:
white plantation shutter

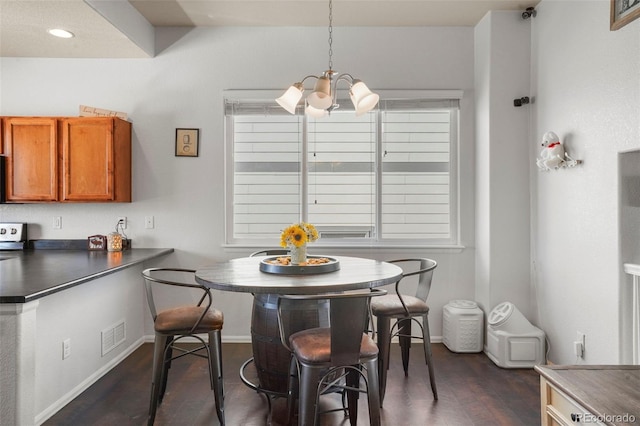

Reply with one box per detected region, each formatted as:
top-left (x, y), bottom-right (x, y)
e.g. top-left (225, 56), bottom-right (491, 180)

top-left (381, 106), bottom-right (456, 241)
top-left (231, 113), bottom-right (302, 238)
top-left (225, 93), bottom-right (459, 246)
top-left (307, 111), bottom-right (376, 235)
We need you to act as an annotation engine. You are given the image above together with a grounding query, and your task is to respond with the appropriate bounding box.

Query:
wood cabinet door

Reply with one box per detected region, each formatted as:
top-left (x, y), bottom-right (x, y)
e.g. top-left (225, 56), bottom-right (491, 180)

top-left (60, 118), bottom-right (116, 201)
top-left (3, 117), bottom-right (58, 202)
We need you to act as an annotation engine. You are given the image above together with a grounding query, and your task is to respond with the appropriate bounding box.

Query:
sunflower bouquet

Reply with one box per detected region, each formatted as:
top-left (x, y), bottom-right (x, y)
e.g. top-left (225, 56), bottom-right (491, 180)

top-left (280, 222), bottom-right (319, 248)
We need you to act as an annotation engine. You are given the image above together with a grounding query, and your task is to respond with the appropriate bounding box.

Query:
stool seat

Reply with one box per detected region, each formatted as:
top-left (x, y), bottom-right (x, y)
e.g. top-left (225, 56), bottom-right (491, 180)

top-left (290, 329), bottom-right (378, 363)
top-left (370, 294), bottom-right (429, 317)
top-left (155, 306), bottom-right (224, 334)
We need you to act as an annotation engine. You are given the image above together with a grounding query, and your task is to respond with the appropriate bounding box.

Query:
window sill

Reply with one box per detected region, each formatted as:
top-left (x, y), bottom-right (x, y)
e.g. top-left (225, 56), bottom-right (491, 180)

top-left (223, 243), bottom-right (466, 254)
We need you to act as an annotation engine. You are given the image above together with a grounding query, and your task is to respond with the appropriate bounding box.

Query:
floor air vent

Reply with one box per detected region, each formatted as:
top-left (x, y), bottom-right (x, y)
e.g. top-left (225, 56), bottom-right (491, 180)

top-left (102, 319), bottom-right (126, 356)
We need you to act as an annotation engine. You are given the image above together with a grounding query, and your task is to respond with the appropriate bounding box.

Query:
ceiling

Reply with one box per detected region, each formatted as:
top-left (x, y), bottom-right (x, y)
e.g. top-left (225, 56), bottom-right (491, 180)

top-left (0, 0), bottom-right (539, 58)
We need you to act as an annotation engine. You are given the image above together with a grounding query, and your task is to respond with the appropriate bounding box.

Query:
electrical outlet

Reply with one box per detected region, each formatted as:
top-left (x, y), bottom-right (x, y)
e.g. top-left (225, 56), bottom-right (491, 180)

top-left (53, 216), bottom-right (62, 229)
top-left (117, 216), bottom-right (127, 229)
top-left (63, 338), bottom-right (71, 359)
top-left (577, 331), bottom-right (586, 357)
top-left (145, 216), bottom-right (154, 229)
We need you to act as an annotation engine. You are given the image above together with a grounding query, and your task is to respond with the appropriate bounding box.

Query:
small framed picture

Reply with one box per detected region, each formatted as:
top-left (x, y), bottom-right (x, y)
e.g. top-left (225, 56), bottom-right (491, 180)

top-left (611, 0), bottom-right (640, 30)
top-left (175, 128), bottom-right (199, 157)
top-left (88, 234), bottom-right (107, 251)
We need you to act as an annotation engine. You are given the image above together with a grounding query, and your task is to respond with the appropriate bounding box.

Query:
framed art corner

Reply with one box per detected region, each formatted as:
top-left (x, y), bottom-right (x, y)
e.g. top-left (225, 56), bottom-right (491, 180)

top-left (611, 0), bottom-right (640, 30)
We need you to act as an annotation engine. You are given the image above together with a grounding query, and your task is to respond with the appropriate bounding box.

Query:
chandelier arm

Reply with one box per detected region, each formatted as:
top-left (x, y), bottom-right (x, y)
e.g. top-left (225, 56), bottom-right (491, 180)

top-left (329, 73), bottom-right (355, 105)
top-left (335, 73), bottom-right (355, 82)
top-left (299, 75), bottom-right (321, 86)
top-left (329, 76), bottom-right (338, 107)
top-left (334, 73), bottom-right (355, 86)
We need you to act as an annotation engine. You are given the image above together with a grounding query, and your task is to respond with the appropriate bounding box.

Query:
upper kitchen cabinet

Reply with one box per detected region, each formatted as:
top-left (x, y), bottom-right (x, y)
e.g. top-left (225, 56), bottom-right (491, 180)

top-left (3, 117), bottom-right (58, 202)
top-left (60, 118), bottom-right (131, 202)
top-left (2, 117), bottom-right (131, 203)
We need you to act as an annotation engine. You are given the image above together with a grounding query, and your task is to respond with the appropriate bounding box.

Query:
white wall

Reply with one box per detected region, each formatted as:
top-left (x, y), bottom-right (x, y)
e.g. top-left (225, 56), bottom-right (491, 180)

top-left (34, 264), bottom-right (148, 423)
top-left (532, 0), bottom-right (640, 364)
top-left (474, 12), bottom-right (492, 319)
top-left (474, 12), bottom-right (533, 323)
top-left (0, 26), bottom-right (477, 340)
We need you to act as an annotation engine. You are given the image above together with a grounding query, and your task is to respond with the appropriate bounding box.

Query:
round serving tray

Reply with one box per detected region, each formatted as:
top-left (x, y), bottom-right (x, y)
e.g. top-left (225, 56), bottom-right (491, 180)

top-left (259, 255), bottom-right (340, 275)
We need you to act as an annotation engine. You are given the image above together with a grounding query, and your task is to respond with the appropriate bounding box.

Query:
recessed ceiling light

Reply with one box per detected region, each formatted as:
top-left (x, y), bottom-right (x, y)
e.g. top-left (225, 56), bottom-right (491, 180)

top-left (48, 29), bottom-right (74, 39)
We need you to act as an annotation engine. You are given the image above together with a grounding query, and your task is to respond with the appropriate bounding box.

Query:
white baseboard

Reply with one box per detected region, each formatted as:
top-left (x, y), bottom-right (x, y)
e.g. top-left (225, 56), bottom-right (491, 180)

top-left (386, 335), bottom-right (443, 343)
top-left (35, 337), bottom-right (145, 425)
top-left (222, 335), bottom-right (252, 343)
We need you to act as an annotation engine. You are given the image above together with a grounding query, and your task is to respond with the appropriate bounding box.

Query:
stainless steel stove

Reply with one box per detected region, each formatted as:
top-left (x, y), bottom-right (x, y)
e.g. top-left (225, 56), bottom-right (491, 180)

top-left (0, 223), bottom-right (28, 250)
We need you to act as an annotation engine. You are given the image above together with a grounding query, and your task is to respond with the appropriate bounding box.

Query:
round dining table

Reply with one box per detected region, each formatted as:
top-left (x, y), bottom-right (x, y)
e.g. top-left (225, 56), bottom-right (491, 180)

top-left (195, 255), bottom-right (403, 295)
top-left (195, 255), bottom-right (403, 405)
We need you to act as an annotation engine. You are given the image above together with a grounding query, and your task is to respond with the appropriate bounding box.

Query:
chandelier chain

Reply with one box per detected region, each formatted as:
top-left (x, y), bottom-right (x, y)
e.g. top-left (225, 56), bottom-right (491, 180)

top-left (328, 0), bottom-right (333, 71)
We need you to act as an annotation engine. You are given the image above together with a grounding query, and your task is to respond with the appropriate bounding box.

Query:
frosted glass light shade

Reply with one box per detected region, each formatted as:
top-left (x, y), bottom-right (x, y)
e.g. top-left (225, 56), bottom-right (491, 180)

top-left (305, 103), bottom-right (329, 118)
top-left (306, 76), bottom-right (333, 110)
top-left (350, 81), bottom-right (379, 116)
top-left (276, 83), bottom-right (304, 114)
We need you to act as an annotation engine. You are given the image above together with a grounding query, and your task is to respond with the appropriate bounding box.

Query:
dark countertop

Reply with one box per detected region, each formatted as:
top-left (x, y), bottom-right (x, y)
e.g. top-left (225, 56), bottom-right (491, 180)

top-left (0, 248), bottom-right (173, 303)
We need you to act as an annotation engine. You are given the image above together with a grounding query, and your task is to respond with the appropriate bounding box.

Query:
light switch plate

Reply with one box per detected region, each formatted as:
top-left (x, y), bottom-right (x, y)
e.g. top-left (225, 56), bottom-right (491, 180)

top-left (145, 216), bottom-right (154, 229)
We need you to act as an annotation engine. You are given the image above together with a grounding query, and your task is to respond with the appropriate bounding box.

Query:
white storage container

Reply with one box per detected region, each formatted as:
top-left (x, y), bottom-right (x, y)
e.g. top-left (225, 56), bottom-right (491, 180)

top-left (443, 300), bottom-right (484, 353)
top-left (485, 301), bottom-right (546, 368)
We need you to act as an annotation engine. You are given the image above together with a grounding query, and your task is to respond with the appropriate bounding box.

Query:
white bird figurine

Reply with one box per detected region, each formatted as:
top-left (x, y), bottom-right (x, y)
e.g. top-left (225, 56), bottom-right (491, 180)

top-left (537, 131), bottom-right (565, 171)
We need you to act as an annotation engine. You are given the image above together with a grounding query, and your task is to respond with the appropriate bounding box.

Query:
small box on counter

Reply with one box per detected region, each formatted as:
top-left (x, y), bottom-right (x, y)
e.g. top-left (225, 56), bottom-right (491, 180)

top-left (88, 235), bottom-right (107, 251)
top-left (88, 235), bottom-right (131, 251)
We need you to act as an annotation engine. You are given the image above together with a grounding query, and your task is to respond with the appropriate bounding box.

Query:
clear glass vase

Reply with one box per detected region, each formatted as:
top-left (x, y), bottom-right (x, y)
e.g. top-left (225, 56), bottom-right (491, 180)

top-left (289, 244), bottom-right (307, 265)
top-left (107, 232), bottom-right (123, 252)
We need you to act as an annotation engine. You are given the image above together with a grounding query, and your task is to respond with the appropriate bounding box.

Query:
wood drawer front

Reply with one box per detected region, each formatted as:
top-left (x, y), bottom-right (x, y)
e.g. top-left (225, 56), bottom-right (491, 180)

top-left (542, 379), bottom-right (604, 426)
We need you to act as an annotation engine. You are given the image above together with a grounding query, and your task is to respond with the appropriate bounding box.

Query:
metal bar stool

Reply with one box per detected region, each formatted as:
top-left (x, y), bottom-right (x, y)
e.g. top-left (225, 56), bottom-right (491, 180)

top-left (142, 268), bottom-right (225, 425)
top-left (278, 288), bottom-right (387, 426)
top-left (369, 258), bottom-right (438, 404)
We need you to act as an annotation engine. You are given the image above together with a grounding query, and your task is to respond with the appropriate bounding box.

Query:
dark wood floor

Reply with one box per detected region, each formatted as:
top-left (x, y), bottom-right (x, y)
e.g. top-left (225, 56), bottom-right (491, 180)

top-left (44, 342), bottom-right (541, 426)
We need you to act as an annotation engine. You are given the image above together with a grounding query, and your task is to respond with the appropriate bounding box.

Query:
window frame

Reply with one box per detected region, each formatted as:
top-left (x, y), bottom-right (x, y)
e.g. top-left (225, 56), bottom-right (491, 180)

top-left (223, 90), bottom-right (463, 249)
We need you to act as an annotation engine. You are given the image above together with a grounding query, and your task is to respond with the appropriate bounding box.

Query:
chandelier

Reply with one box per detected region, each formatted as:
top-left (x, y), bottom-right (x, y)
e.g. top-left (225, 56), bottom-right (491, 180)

top-left (275, 0), bottom-right (379, 118)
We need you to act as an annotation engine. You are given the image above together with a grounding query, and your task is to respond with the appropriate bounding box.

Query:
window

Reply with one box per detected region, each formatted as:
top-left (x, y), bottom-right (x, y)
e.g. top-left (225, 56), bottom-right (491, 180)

top-left (224, 91), bottom-right (460, 247)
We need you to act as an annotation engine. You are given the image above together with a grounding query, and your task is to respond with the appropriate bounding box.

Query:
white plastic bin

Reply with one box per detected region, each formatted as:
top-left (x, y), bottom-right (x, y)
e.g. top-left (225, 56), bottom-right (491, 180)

top-left (443, 300), bottom-right (484, 353)
top-left (485, 302), bottom-right (545, 368)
